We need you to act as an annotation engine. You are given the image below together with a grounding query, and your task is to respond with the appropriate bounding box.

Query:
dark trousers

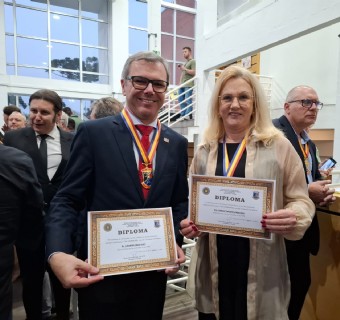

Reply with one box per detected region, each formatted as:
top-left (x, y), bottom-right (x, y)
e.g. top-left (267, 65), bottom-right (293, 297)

top-left (77, 270), bottom-right (167, 320)
top-left (47, 265), bottom-right (71, 320)
top-left (17, 241), bottom-right (45, 320)
top-left (0, 245), bottom-right (13, 320)
top-left (285, 239), bottom-right (311, 320)
top-left (199, 312), bottom-right (217, 320)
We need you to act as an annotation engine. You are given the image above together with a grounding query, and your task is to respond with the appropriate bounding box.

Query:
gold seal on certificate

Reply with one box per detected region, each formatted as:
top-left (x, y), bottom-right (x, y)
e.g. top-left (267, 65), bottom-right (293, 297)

top-left (190, 174), bottom-right (275, 239)
top-left (88, 207), bottom-right (177, 276)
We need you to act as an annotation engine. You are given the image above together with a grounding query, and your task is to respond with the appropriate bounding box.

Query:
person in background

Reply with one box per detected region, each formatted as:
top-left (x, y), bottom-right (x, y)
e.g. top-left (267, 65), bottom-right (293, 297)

top-left (57, 111), bottom-right (69, 132)
top-left (273, 85), bottom-right (336, 320)
top-left (4, 89), bottom-right (74, 320)
top-left (0, 144), bottom-right (44, 320)
top-left (63, 107), bottom-right (82, 131)
top-left (2, 105), bottom-right (21, 133)
top-left (89, 97), bottom-right (123, 120)
top-left (178, 46), bottom-right (196, 120)
top-left (8, 111), bottom-right (26, 130)
top-left (180, 65), bottom-right (315, 320)
top-left (45, 51), bottom-right (188, 320)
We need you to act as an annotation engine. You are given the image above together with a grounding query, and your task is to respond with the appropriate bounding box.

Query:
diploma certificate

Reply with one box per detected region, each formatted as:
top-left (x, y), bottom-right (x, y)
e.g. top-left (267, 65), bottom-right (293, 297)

top-left (88, 207), bottom-right (177, 276)
top-left (190, 175), bottom-right (275, 239)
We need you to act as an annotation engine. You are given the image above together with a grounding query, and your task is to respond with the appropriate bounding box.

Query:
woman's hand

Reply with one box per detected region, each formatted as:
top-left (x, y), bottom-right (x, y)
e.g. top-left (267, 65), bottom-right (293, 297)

top-left (180, 218), bottom-right (201, 238)
top-left (261, 209), bottom-right (297, 235)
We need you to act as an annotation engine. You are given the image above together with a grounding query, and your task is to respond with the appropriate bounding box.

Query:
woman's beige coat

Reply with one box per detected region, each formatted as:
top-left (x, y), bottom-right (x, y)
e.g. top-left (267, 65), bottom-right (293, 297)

top-left (187, 135), bottom-right (315, 320)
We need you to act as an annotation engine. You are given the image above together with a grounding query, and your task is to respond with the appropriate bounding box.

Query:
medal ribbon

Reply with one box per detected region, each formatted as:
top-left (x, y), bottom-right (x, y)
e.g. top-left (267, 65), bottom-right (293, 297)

top-left (298, 139), bottom-right (311, 173)
top-left (121, 108), bottom-right (161, 167)
top-left (223, 137), bottom-right (247, 177)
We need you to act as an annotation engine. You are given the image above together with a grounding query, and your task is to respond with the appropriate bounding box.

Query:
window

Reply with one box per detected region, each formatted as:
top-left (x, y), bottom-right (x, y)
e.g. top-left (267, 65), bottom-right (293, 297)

top-left (161, 2), bottom-right (196, 85)
top-left (128, 0), bottom-right (148, 55)
top-left (4, 0), bottom-right (109, 84)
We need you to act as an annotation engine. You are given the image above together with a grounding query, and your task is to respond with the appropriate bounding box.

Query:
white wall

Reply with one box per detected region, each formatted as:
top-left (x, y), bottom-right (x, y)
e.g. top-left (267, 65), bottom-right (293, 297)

top-left (195, 0), bottom-right (340, 160)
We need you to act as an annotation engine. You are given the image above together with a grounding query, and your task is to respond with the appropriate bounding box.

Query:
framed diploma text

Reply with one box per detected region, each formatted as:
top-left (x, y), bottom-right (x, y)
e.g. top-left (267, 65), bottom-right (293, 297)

top-left (88, 207), bottom-right (178, 277)
top-left (190, 174), bottom-right (275, 239)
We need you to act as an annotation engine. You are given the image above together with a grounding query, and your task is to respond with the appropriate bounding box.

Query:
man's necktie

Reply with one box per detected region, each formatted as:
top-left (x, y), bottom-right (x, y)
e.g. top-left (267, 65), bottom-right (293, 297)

top-left (39, 134), bottom-right (48, 170)
top-left (135, 125), bottom-right (154, 199)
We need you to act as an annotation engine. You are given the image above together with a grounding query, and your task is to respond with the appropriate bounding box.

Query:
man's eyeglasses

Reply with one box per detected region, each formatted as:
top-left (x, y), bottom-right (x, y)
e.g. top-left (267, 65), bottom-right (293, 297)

top-left (288, 99), bottom-right (324, 110)
top-left (126, 76), bottom-right (169, 93)
top-left (219, 93), bottom-right (253, 106)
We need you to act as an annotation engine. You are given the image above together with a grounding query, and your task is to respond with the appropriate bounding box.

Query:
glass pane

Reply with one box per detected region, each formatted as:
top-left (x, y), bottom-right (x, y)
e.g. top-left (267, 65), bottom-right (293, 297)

top-left (17, 38), bottom-right (48, 66)
top-left (17, 7), bottom-right (47, 38)
top-left (15, 0), bottom-right (47, 9)
top-left (51, 42), bottom-right (80, 70)
top-left (8, 94), bottom-right (30, 116)
top-left (176, 37), bottom-right (195, 61)
top-left (129, 29), bottom-right (148, 55)
top-left (17, 67), bottom-right (49, 79)
top-left (82, 47), bottom-right (108, 74)
top-left (51, 70), bottom-right (80, 82)
top-left (6, 65), bottom-right (15, 75)
top-left (129, 0), bottom-right (147, 28)
top-left (161, 34), bottom-right (173, 60)
top-left (62, 98), bottom-right (81, 116)
top-left (50, 0), bottom-right (79, 15)
top-left (161, 7), bottom-right (173, 33)
top-left (82, 0), bottom-right (108, 21)
top-left (162, 0), bottom-right (175, 3)
top-left (167, 61), bottom-right (174, 85)
top-left (176, 11), bottom-right (195, 37)
top-left (82, 19), bottom-right (108, 47)
top-left (51, 14), bottom-right (79, 42)
top-left (5, 35), bottom-right (14, 64)
top-left (82, 99), bottom-right (94, 119)
top-left (4, 4), bottom-right (14, 34)
top-left (177, 0), bottom-right (196, 8)
top-left (82, 73), bottom-right (109, 84)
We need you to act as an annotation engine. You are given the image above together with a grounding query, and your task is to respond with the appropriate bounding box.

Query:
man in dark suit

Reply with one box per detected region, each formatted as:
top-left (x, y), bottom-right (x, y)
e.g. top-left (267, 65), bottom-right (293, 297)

top-left (45, 51), bottom-right (188, 320)
top-left (0, 144), bottom-right (44, 320)
top-left (273, 85), bottom-right (336, 320)
top-left (4, 89), bottom-right (73, 320)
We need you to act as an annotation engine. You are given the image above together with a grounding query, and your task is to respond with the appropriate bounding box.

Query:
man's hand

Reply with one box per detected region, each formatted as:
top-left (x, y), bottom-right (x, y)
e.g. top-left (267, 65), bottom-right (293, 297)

top-left (49, 252), bottom-right (104, 289)
top-left (164, 245), bottom-right (186, 275)
top-left (308, 180), bottom-right (336, 206)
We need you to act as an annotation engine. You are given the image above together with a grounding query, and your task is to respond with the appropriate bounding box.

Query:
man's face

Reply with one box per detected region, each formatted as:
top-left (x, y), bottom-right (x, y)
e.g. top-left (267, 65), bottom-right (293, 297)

top-left (183, 49), bottom-right (190, 60)
top-left (121, 60), bottom-right (167, 124)
top-left (8, 111), bottom-right (26, 130)
top-left (285, 87), bottom-right (320, 132)
top-left (29, 99), bottom-right (60, 134)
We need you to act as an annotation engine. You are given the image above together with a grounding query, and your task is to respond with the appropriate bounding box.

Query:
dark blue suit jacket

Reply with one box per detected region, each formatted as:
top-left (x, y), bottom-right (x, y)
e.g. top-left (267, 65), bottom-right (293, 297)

top-left (45, 114), bottom-right (189, 259)
top-left (273, 115), bottom-right (320, 255)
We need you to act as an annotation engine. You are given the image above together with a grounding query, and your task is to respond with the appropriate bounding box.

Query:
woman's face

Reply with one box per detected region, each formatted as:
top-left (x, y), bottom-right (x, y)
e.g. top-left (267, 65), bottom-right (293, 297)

top-left (218, 77), bottom-right (254, 134)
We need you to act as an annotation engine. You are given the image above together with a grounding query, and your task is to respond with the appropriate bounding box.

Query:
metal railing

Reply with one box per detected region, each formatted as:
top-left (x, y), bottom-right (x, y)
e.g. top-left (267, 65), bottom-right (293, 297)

top-left (166, 237), bottom-right (196, 292)
top-left (158, 77), bottom-right (198, 127)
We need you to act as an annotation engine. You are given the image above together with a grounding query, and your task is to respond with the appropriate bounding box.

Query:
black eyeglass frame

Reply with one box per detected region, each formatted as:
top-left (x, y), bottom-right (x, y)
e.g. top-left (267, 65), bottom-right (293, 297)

top-left (126, 76), bottom-right (169, 93)
top-left (288, 99), bottom-right (324, 110)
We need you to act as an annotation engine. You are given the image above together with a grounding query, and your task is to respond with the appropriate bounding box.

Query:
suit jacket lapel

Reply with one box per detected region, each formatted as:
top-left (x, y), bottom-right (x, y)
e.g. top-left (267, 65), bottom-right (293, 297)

top-left (112, 116), bottom-right (144, 201)
top-left (279, 115), bottom-right (308, 182)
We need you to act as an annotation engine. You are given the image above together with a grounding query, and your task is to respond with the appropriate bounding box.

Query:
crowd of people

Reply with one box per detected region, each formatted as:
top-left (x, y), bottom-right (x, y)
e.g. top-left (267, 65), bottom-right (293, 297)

top-left (0, 51), bottom-right (337, 320)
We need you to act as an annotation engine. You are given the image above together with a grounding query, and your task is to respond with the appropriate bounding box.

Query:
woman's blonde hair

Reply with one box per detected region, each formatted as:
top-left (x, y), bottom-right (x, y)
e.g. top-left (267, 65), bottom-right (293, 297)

top-left (203, 65), bottom-right (282, 145)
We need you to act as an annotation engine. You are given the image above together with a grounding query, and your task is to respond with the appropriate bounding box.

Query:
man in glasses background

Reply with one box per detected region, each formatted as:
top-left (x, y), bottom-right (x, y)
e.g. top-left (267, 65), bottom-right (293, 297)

top-left (273, 85), bottom-right (336, 320)
top-left (45, 51), bottom-right (188, 320)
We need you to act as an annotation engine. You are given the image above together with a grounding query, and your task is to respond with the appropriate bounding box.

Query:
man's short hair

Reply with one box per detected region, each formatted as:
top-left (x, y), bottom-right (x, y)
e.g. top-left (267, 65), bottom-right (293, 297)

top-left (90, 97), bottom-right (123, 119)
top-left (62, 107), bottom-right (72, 116)
top-left (121, 51), bottom-right (169, 82)
top-left (3, 105), bottom-right (21, 116)
top-left (183, 46), bottom-right (192, 52)
top-left (29, 89), bottom-right (63, 114)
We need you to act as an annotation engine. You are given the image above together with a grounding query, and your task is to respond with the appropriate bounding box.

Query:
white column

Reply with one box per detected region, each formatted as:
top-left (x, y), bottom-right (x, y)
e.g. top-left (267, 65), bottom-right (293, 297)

top-left (333, 34), bottom-right (340, 162)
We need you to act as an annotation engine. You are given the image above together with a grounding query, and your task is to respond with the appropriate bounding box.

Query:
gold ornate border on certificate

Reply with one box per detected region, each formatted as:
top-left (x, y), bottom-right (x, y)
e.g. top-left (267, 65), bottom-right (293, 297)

top-left (89, 208), bottom-right (176, 276)
top-left (190, 175), bottom-right (273, 239)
